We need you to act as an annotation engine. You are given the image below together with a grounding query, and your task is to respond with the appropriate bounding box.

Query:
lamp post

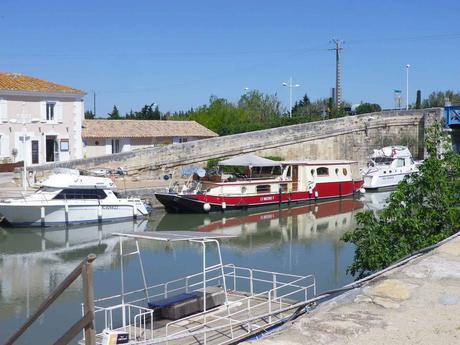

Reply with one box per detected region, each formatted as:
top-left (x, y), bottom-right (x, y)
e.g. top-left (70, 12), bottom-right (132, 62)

top-left (406, 64), bottom-right (410, 110)
top-left (282, 77), bottom-right (300, 117)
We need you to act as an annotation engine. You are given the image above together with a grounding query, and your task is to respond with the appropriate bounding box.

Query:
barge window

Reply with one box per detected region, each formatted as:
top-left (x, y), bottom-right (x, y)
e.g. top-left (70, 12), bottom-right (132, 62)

top-left (256, 185), bottom-right (271, 193)
top-left (310, 169), bottom-right (315, 176)
top-left (54, 189), bottom-right (107, 200)
top-left (343, 168), bottom-right (348, 176)
top-left (396, 158), bottom-right (405, 167)
top-left (279, 184), bottom-right (288, 193)
top-left (335, 168), bottom-right (339, 175)
top-left (316, 167), bottom-right (329, 176)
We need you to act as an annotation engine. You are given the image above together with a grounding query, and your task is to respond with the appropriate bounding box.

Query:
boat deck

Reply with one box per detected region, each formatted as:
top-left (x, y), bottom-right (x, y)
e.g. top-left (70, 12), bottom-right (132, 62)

top-left (89, 290), bottom-right (299, 345)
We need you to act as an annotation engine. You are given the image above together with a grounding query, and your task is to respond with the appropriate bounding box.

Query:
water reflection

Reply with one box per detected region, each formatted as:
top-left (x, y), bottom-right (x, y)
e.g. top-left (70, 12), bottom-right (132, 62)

top-left (0, 219), bottom-right (148, 322)
top-left (0, 195), bottom-right (389, 344)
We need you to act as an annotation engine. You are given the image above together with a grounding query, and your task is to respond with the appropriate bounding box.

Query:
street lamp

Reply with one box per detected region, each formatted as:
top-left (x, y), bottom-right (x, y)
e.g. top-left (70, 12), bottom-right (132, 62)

top-left (9, 116), bottom-right (39, 190)
top-left (282, 77), bottom-right (300, 117)
top-left (406, 64), bottom-right (410, 110)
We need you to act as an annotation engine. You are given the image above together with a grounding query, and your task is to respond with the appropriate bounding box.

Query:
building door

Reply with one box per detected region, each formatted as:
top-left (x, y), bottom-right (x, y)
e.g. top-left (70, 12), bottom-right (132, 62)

top-left (31, 140), bottom-right (39, 164)
top-left (46, 136), bottom-right (56, 162)
top-left (111, 139), bottom-right (120, 153)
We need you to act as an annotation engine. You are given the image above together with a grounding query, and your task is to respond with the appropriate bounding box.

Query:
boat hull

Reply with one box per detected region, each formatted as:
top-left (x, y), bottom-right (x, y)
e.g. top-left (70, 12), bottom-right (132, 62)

top-left (363, 171), bottom-right (411, 190)
top-left (156, 180), bottom-right (364, 213)
top-left (0, 201), bottom-right (149, 227)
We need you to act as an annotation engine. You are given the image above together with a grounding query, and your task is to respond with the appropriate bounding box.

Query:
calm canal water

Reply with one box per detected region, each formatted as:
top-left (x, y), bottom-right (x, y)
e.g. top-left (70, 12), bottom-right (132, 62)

top-left (0, 193), bottom-right (389, 344)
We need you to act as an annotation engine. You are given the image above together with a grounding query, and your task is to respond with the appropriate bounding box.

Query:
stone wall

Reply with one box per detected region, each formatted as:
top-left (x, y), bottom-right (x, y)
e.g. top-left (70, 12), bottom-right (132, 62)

top-left (30, 108), bottom-right (443, 178)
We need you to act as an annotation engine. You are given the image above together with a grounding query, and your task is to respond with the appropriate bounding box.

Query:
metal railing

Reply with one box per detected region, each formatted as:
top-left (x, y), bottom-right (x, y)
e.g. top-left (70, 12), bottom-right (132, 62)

top-left (90, 264), bottom-right (315, 343)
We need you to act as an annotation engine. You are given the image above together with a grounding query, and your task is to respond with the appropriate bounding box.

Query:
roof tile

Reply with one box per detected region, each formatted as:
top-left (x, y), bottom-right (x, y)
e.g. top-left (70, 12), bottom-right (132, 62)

top-left (82, 119), bottom-right (218, 138)
top-left (0, 72), bottom-right (85, 95)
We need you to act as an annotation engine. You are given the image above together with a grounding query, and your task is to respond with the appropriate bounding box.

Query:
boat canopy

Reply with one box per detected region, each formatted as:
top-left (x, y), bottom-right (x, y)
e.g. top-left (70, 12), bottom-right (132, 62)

top-left (218, 153), bottom-right (281, 167)
top-left (371, 146), bottom-right (412, 159)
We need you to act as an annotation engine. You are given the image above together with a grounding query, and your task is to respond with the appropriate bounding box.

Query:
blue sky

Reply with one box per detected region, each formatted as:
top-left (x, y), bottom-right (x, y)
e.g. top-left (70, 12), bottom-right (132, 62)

top-left (1, 0), bottom-right (459, 116)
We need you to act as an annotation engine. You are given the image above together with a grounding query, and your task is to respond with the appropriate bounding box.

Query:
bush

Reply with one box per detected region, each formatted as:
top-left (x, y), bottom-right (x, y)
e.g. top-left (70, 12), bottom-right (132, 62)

top-left (342, 123), bottom-right (460, 279)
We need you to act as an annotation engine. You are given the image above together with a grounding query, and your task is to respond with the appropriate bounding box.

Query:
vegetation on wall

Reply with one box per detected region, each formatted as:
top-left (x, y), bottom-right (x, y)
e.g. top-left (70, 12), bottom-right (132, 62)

top-left (355, 103), bottom-right (382, 114)
top-left (342, 123), bottom-right (460, 279)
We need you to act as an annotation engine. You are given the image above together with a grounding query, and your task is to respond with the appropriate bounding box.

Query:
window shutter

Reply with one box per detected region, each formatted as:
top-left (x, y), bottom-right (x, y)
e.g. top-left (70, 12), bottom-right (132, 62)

top-left (40, 101), bottom-right (46, 122)
top-left (0, 100), bottom-right (7, 123)
top-left (55, 102), bottom-right (63, 123)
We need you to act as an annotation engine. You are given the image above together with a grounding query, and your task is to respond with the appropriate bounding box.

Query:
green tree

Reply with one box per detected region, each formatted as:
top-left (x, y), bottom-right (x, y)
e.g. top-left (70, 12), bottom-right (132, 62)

top-left (415, 90), bottom-right (421, 109)
top-left (422, 90), bottom-right (460, 108)
top-left (291, 94), bottom-right (311, 116)
top-left (354, 103), bottom-right (382, 115)
top-left (342, 123), bottom-right (460, 279)
top-left (107, 105), bottom-right (121, 119)
top-left (237, 90), bottom-right (282, 125)
top-left (84, 110), bottom-right (95, 119)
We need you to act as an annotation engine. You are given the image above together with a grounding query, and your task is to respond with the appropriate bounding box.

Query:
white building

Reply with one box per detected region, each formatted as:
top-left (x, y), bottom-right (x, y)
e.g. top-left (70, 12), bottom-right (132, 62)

top-left (0, 72), bottom-right (85, 165)
top-left (82, 119), bottom-right (218, 157)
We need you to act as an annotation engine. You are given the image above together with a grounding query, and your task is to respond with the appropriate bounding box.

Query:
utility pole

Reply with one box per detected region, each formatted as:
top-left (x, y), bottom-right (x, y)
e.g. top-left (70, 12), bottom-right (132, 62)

top-left (329, 39), bottom-right (343, 108)
top-left (93, 91), bottom-right (96, 117)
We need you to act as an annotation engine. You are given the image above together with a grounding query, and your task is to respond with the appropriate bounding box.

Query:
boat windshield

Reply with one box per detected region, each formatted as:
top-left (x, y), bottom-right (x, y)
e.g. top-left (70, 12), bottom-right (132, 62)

top-left (373, 157), bottom-right (394, 165)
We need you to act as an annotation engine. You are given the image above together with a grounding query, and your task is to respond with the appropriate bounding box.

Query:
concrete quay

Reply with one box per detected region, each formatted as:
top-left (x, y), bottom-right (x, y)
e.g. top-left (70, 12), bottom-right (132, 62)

top-left (253, 234), bottom-right (460, 345)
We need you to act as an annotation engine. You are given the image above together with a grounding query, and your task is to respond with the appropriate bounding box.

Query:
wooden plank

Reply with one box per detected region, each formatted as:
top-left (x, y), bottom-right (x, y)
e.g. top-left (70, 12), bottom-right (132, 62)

top-left (3, 254), bottom-right (96, 345)
top-left (82, 261), bottom-right (96, 345)
top-left (53, 312), bottom-right (93, 345)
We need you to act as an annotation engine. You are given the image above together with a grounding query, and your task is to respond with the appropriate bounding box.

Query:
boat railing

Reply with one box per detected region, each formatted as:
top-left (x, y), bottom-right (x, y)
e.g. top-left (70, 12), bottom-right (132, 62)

top-left (164, 267), bottom-right (315, 341)
top-left (90, 264), bottom-right (315, 343)
top-left (84, 303), bottom-right (154, 343)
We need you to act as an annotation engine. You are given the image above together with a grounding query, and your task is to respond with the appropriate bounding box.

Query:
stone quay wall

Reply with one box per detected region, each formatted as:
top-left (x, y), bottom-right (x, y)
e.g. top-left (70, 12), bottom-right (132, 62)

top-left (30, 108), bottom-right (442, 179)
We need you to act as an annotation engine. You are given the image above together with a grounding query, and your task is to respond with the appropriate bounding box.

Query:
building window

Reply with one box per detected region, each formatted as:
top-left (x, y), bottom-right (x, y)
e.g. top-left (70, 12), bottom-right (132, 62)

top-left (179, 138), bottom-right (188, 143)
top-left (46, 102), bottom-right (55, 121)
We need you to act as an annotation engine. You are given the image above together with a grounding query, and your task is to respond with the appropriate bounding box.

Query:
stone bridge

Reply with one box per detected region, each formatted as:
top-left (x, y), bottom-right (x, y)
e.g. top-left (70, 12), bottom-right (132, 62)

top-left (31, 108), bottom-right (443, 178)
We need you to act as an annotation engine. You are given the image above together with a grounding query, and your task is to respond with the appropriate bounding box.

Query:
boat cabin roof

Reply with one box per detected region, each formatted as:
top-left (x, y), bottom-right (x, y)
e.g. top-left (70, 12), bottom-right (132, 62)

top-left (112, 231), bottom-right (237, 242)
top-left (218, 153), bottom-right (282, 167)
top-left (282, 159), bottom-right (358, 166)
top-left (40, 173), bottom-right (116, 190)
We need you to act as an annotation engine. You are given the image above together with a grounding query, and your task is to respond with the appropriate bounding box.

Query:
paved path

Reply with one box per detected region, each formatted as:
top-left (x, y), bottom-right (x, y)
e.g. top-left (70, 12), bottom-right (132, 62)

top-left (253, 235), bottom-right (460, 345)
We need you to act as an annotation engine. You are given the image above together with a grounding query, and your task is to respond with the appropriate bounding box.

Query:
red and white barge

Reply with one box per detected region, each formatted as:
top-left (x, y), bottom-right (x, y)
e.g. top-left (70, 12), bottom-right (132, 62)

top-left (155, 154), bottom-right (364, 213)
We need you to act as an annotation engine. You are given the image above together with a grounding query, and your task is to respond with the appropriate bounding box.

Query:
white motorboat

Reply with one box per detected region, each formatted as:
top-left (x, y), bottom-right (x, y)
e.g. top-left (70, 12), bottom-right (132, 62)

top-left (0, 171), bottom-right (150, 226)
top-left (362, 146), bottom-right (419, 190)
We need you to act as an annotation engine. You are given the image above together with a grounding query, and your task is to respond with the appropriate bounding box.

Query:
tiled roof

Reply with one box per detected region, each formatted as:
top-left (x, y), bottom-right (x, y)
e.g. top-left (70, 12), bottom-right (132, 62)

top-left (82, 119), bottom-right (218, 138)
top-left (0, 72), bottom-right (85, 95)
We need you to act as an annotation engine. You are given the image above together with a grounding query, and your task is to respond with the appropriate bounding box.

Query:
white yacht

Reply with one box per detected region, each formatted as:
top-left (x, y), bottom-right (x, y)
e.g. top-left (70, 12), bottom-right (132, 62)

top-left (362, 146), bottom-right (419, 190)
top-left (0, 170), bottom-right (149, 226)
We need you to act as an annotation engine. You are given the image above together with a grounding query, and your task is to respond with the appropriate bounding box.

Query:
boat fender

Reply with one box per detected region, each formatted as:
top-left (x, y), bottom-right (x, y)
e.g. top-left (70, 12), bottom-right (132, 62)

top-left (221, 202), bottom-right (226, 210)
top-left (359, 188), bottom-right (366, 194)
top-left (314, 191), bottom-right (318, 198)
top-left (203, 203), bottom-right (211, 212)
